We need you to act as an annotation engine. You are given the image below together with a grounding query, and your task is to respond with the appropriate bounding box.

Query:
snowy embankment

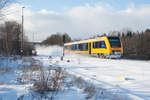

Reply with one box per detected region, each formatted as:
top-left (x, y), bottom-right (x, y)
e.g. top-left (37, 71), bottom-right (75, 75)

top-left (36, 45), bottom-right (63, 57)
top-left (35, 46), bottom-right (150, 100)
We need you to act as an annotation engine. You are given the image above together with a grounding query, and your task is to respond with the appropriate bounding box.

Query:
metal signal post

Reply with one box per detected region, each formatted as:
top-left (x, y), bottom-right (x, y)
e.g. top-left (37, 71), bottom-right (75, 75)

top-left (21, 6), bottom-right (25, 56)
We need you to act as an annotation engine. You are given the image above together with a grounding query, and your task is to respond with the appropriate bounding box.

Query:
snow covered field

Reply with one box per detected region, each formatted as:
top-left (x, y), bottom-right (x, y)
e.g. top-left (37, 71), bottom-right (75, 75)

top-left (0, 46), bottom-right (149, 100)
top-left (35, 46), bottom-right (150, 100)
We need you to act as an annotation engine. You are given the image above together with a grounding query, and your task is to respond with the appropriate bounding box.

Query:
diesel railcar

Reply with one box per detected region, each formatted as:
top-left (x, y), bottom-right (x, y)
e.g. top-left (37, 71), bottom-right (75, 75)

top-left (64, 36), bottom-right (123, 58)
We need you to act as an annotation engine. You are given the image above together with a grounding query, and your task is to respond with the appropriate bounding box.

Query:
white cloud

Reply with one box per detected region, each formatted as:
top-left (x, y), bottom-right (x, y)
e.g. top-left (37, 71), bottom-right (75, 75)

top-left (1, 3), bottom-right (150, 41)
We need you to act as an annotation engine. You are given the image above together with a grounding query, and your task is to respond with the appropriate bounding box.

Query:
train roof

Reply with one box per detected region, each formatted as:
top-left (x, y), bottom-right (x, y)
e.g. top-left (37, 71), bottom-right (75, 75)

top-left (64, 36), bottom-right (108, 46)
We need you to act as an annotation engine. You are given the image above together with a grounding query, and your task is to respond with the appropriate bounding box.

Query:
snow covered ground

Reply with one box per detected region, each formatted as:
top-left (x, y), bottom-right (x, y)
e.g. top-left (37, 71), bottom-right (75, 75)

top-left (0, 45), bottom-right (149, 100)
top-left (35, 46), bottom-right (150, 100)
top-left (0, 57), bottom-right (33, 100)
top-left (0, 56), bottom-right (87, 100)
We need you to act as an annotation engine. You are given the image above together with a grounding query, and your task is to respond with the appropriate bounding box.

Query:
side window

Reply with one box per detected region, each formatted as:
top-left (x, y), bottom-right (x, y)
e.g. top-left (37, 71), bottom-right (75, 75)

top-left (93, 42), bottom-right (95, 48)
top-left (97, 42), bottom-right (101, 48)
top-left (93, 41), bottom-right (101, 48)
top-left (78, 43), bottom-right (88, 51)
top-left (64, 46), bottom-right (67, 49)
top-left (70, 43), bottom-right (89, 51)
top-left (71, 44), bottom-right (78, 50)
top-left (93, 41), bottom-right (106, 49)
top-left (71, 45), bottom-right (74, 50)
top-left (101, 41), bottom-right (106, 48)
top-left (83, 43), bottom-right (88, 51)
top-left (74, 44), bottom-right (78, 50)
top-left (79, 44), bottom-right (82, 50)
top-left (77, 44), bottom-right (79, 50)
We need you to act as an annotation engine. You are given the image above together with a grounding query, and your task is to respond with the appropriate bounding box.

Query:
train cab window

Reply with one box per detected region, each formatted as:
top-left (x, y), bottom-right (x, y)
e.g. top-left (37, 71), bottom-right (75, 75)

top-left (108, 37), bottom-right (121, 47)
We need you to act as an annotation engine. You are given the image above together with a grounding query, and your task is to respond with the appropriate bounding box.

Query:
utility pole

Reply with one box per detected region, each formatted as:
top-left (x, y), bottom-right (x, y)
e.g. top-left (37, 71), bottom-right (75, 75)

top-left (61, 35), bottom-right (65, 61)
top-left (32, 33), bottom-right (34, 43)
top-left (21, 6), bottom-right (25, 56)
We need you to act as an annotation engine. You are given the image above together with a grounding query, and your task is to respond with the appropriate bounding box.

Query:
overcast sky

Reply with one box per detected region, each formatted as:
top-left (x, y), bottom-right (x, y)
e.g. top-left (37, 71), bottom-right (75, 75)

top-left (1, 0), bottom-right (150, 42)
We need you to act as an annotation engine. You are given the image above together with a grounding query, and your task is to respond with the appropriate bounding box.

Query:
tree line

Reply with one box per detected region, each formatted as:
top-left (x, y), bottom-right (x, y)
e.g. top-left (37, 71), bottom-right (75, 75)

top-left (0, 21), bottom-right (34, 56)
top-left (41, 33), bottom-right (71, 46)
top-left (120, 29), bottom-right (150, 59)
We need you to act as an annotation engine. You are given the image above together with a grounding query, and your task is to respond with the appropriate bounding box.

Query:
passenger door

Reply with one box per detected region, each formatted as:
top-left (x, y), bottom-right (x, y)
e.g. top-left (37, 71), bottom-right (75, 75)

top-left (89, 43), bottom-right (91, 55)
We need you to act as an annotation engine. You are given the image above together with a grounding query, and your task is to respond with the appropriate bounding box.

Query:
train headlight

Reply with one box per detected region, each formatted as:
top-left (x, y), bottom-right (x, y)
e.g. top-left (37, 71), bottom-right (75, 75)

top-left (112, 50), bottom-right (115, 54)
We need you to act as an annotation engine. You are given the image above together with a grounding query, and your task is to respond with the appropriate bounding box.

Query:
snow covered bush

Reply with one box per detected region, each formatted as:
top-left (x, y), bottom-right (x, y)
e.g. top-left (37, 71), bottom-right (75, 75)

top-left (33, 67), bottom-right (67, 94)
top-left (84, 85), bottom-right (96, 99)
top-left (17, 57), bottom-right (43, 83)
top-left (73, 77), bottom-right (85, 89)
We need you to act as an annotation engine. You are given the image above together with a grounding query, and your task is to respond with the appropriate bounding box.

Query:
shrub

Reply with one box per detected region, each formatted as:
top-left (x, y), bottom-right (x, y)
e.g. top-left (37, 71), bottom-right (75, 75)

top-left (84, 85), bottom-right (96, 99)
top-left (33, 67), bottom-right (67, 94)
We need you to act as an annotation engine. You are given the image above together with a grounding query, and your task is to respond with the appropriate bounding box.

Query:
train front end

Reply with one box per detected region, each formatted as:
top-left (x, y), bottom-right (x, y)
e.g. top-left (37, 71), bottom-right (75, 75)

top-left (107, 37), bottom-right (123, 58)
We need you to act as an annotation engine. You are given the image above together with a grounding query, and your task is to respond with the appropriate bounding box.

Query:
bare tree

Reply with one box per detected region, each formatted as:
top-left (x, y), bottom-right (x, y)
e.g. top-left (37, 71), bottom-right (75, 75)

top-left (0, 0), bottom-right (10, 9)
top-left (0, 21), bottom-right (20, 55)
top-left (121, 29), bottom-right (150, 59)
top-left (0, 21), bottom-right (34, 56)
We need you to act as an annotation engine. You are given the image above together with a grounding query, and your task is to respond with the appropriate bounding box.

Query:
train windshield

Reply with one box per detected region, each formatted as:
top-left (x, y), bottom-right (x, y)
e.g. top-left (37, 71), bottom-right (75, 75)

top-left (108, 37), bottom-right (121, 47)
